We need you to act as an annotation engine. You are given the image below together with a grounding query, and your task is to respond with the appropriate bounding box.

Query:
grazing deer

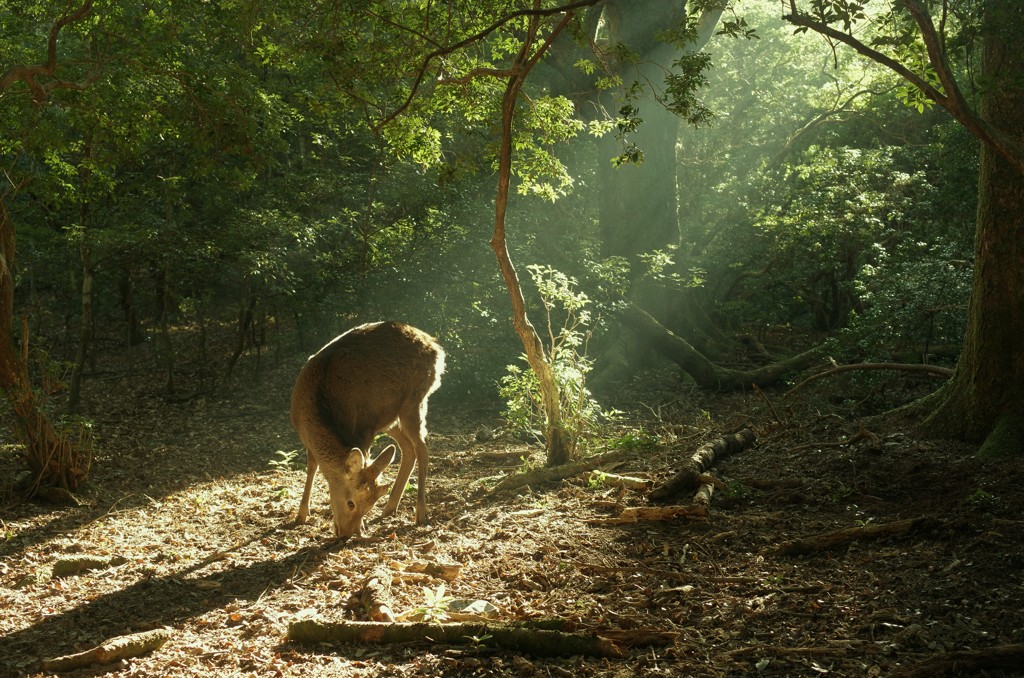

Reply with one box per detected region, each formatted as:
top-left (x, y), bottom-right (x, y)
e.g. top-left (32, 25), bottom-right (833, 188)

top-left (290, 321), bottom-right (444, 539)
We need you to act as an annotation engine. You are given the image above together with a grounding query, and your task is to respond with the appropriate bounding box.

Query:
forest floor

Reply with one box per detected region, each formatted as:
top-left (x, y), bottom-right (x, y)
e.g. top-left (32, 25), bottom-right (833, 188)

top-left (2, 349), bottom-right (1024, 677)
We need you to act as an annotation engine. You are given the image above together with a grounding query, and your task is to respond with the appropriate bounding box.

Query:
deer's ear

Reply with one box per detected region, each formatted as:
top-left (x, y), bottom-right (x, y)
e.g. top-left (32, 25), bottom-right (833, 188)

top-left (344, 448), bottom-right (366, 475)
top-left (368, 444), bottom-right (396, 481)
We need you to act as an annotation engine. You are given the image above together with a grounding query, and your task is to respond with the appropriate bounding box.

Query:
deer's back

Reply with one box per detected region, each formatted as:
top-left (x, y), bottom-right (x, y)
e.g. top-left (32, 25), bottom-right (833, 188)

top-left (291, 321), bottom-right (444, 447)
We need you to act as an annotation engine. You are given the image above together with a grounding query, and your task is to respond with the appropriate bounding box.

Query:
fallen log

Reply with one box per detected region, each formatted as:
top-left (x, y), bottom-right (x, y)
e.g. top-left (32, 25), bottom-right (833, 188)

top-left (42, 628), bottom-right (170, 672)
top-left (649, 429), bottom-right (756, 502)
top-left (773, 517), bottom-right (941, 557)
top-left (287, 620), bottom-right (623, 658)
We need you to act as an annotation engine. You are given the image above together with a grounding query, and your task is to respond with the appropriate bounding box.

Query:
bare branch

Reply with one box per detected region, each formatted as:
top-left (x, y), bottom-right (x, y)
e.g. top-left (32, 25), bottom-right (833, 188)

top-left (768, 86), bottom-right (890, 169)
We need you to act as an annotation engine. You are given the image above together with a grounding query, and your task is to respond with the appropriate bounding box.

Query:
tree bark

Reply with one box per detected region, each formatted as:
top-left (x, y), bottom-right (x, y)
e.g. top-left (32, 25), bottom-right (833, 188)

top-left (919, 0), bottom-right (1024, 455)
top-left (593, 0), bottom-right (726, 263)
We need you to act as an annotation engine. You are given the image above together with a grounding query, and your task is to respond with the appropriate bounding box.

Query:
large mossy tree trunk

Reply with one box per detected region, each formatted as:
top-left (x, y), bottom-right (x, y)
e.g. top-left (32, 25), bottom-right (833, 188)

top-left (919, 0), bottom-right (1024, 456)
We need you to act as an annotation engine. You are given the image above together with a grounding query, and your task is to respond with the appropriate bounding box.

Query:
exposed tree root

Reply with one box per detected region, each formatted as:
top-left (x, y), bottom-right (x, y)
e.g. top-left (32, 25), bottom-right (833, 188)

top-left (893, 643), bottom-right (1024, 677)
top-left (774, 517), bottom-right (942, 557)
top-left (619, 304), bottom-right (823, 389)
top-left (977, 407), bottom-right (1024, 457)
top-left (784, 361), bottom-right (953, 399)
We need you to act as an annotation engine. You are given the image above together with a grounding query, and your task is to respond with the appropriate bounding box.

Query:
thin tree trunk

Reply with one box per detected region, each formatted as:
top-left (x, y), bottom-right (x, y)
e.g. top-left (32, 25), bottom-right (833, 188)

top-left (489, 6), bottom-right (574, 466)
top-left (155, 267), bottom-right (175, 393)
top-left (223, 278), bottom-right (256, 384)
top-left (67, 200), bottom-right (92, 414)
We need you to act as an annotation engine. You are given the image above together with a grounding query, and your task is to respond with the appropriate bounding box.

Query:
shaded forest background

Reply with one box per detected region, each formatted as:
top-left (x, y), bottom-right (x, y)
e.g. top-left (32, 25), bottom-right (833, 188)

top-left (2, 0), bottom-right (979, 463)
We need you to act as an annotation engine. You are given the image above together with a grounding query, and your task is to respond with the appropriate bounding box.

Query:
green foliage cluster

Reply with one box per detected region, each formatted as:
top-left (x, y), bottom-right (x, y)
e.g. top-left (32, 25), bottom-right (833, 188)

top-left (668, 2), bottom-right (977, 373)
top-left (1, 1), bottom-right (535, 401)
top-left (499, 265), bottom-right (615, 455)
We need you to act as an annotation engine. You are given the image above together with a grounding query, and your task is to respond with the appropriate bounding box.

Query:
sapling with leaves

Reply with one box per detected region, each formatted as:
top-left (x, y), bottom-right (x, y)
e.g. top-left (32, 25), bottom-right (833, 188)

top-left (500, 265), bottom-right (614, 460)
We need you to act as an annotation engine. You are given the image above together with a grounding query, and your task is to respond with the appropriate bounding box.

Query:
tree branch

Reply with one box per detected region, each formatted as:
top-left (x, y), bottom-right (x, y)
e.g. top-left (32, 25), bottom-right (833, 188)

top-left (783, 1), bottom-right (1024, 175)
top-left (782, 9), bottom-right (945, 104)
top-left (784, 361), bottom-right (953, 399)
top-left (372, 0), bottom-right (604, 131)
top-left (1, 0), bottom-right (96, 103)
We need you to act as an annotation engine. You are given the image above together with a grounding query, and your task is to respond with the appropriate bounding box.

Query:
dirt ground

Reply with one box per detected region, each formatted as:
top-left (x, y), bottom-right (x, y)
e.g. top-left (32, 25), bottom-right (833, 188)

top-left (2, 354), bottom-right (1023, 677)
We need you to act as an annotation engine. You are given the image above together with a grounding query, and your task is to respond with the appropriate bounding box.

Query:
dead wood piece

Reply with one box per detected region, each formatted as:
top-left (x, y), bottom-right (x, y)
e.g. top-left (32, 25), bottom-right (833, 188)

top-left (892, 643), bottom-right (1024, 678)
top-left (774, 517), bottom-right (941, 557)
top-left (649, 429), bottom-right (756, 502)
top-left (352, 565), bottom-right (395, 622)
top-left (404, 560), bottom-right (462, 582)
top-left (42, 628), bottom-right (171, 672)
top-left (489, 450), bottom-right (626, 494)
top-left (692, 480), bottom-right (715, 509)
top-left (589, 471), bottom-right (652, 491)
top-left (586, 504), bottom-right (707, 525)
top-left (287, 620), bottom-right (623, 658)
